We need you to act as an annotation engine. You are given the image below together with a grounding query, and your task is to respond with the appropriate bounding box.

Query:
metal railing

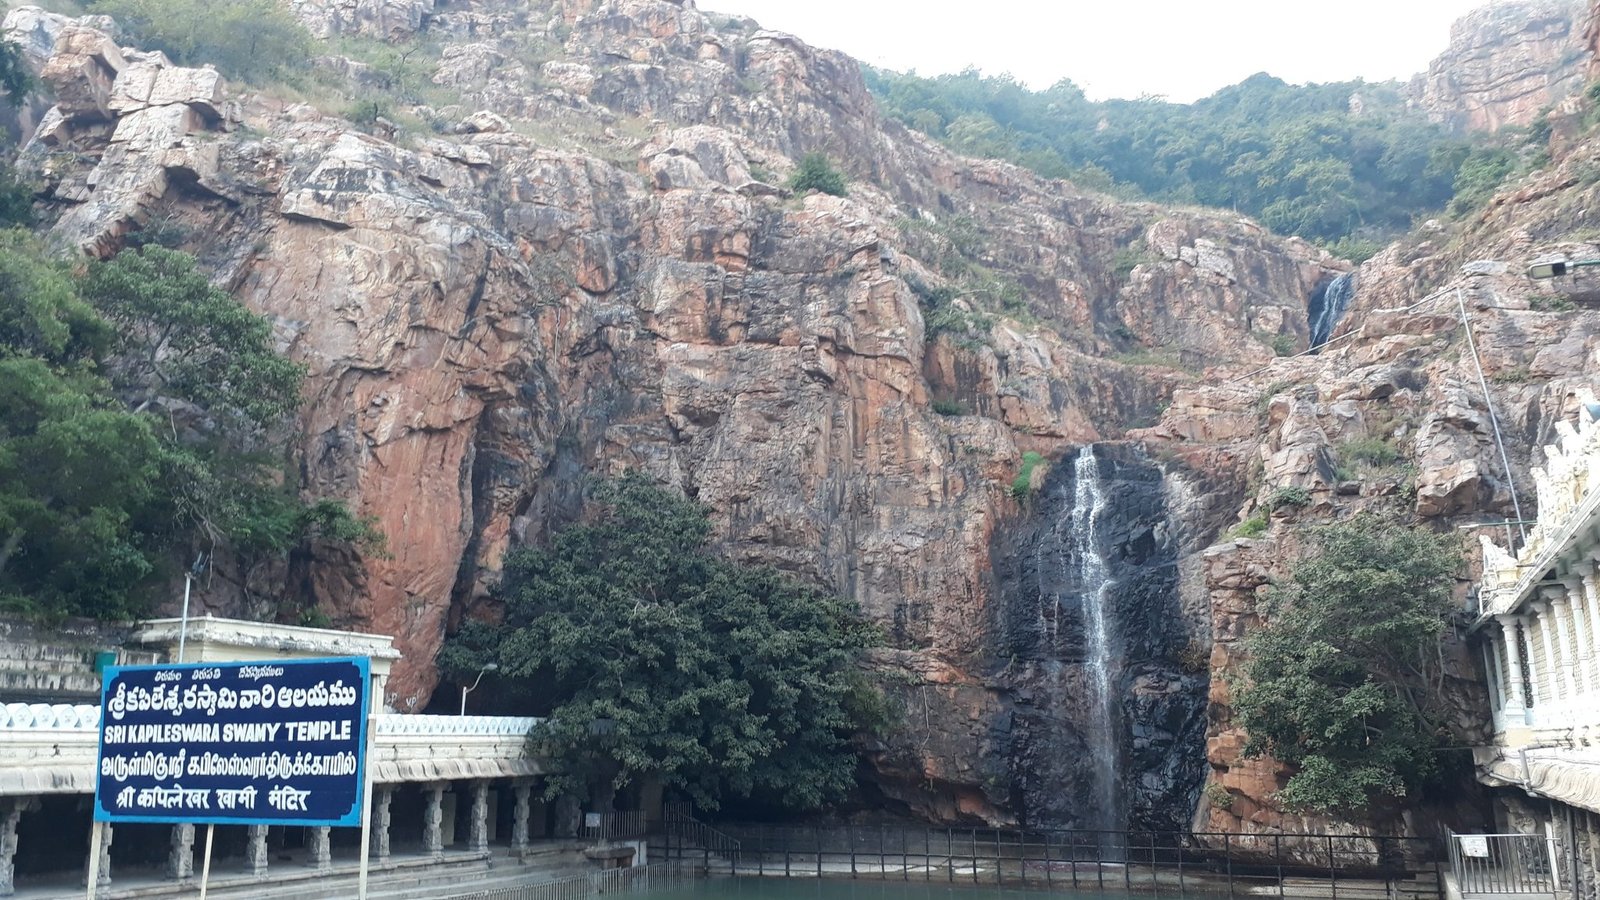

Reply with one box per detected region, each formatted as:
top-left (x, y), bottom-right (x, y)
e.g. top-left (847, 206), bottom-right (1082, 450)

top-left (443, 861), bottom-right (693, 900)
top-left (1446, 829), bottom-right (1559, 896)
top-left (662, 803), bottom-right (741, 867)
top-left (581, 809), bottom-right (647, 843)
top-left (654, 822), bottom-right (1443, 899)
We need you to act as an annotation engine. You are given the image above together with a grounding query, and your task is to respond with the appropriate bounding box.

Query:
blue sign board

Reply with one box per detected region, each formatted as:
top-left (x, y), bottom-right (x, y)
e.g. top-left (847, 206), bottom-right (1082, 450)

top-left (93, 656), bottom-right (370, 826)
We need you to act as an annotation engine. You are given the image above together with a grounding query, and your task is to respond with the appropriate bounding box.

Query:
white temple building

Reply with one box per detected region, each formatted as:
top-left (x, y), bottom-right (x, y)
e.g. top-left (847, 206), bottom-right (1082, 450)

top-left (1470, 390), bottom-right (1600, 893)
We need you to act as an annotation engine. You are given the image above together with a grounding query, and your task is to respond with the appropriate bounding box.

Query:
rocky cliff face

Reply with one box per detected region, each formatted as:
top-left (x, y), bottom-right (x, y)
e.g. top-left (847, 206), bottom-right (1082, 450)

top-left (1411, 0), bottom-right (1588, 133)
top-left (7, 0), bottom-right (1600, 837)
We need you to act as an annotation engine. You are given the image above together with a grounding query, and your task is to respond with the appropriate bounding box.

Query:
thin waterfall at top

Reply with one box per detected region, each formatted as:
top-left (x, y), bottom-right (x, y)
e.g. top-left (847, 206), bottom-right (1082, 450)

top-left (1066, 445), bottom-right (1124, 836)
top-left (1309, 272), bottom-right (1356, 349)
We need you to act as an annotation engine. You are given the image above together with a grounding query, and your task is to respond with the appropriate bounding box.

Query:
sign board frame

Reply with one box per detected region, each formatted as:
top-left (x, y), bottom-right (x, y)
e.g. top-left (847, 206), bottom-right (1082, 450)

top-left (92, 656), bottom-right (370, 828)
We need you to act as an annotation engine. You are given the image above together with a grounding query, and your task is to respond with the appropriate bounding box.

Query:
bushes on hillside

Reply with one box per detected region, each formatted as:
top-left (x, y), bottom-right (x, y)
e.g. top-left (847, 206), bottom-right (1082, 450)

top-left (89, 0), bottom-right (311, 83)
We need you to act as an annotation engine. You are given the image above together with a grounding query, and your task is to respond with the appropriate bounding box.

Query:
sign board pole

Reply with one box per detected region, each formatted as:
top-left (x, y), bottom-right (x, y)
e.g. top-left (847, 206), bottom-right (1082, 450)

top-left (356, 670), bottom-right (379, 900)
top-left (83, 821), bottom-right (103, 900)
top-left (198, 823), bottom-right (215, 899)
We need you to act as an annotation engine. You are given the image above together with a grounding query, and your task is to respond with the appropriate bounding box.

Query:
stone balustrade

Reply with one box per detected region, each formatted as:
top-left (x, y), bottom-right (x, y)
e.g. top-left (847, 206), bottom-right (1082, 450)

top-left (374, 714), bottom-right (539, 736)
top-left (0, 703), bottom-right (99, 731)
top-left (0, 707), bottom-right (546, 796)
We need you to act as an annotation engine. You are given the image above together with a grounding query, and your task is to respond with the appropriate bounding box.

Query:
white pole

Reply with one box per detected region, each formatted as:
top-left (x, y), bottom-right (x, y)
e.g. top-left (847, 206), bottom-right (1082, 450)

top-left (1455, 287), bottom-right (1527, 543)
top-left (177, 571), bottom-right (193, 663)
top-left (197, 823), bottom-right (215, 900)
top-left (356, 668), bottom-right (380, 900)
top-left (84, 822), bottom-right (103, 900)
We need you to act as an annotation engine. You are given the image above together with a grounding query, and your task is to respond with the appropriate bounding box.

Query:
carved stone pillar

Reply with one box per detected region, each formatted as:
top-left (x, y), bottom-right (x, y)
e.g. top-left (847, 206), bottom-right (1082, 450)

top-left (1531, 601), bottom-right (1563, 708)
top-left (423, 783), bottom-right (446, 857)
top-left (1497, 614), bottom-right (1529, 720)
top-left (1545, 588), bottom-right (1582, 703)
top-left (1563, 577), bottom-right (1596, 695)
top-left (245, 825), bottom-right (269, 877)
top-left (1584, 569), bottom-right (1600, 692)
top-left (1481, 642), bottom-right (1503, 714)
top-left (308, 826), bottom-right (331, 872)
top-left (468, 781), bottom-right (490, 853)
top-left (1, 797), bottom-right (31, 897)
top-left (373, 786), bottom-right (393, 863)
top-left (166, 823), bottom-right (195, 880)
top-left (511, 780), bottom-right (532, 852)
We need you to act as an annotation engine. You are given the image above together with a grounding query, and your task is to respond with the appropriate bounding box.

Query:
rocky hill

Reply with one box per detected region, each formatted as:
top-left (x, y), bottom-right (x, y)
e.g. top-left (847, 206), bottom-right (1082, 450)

top-left (6, 0), bottom-right (1600, 840)
top-left (1410, 0), bottom-right (1589, 133)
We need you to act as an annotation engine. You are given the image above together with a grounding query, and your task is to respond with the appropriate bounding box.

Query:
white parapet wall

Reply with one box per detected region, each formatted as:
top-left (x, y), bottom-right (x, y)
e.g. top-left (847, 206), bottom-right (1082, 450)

top-left (0, 705), bottom-right (545, 795)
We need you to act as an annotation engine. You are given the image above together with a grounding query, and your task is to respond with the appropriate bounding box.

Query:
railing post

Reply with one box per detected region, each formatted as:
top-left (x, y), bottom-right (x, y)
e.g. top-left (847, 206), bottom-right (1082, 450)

top-left (1097, 831), bottom-right (1105, 889)
top-left (985, 826), bottom-right (998, 883)
top-left (924, 827), bottom-right (930, 881)
top-left (1177, 832), bottom-right (1185, 895)
top-left (880, 823), bottom-right (886, 880)
top-left (1046, 830), bottom-right (1054, 887)
top-left (1276, 833), bottom-right (1284, 900)
top-left (1071, 831), bottom-right (1080, 889)
top-left (947, 828), bottom-right (954, 883)
top-left (1328, 833), bottom-right (1338, 900)
top-left (815, 825), bottom-right (822, 879)
top-left (972, 828), bottom-right (979, 884)
top-left (1225, 832), bottom-right (1234, 900)
top-left (849, 823), bottom-right (857, 878)
top-left (1151, 832), bottom-right (1159, 895)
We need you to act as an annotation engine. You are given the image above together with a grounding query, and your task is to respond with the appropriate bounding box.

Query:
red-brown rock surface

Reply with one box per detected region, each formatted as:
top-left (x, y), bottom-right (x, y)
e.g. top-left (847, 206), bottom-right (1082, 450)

top-left (6, 0), bottom-right (1600, 837)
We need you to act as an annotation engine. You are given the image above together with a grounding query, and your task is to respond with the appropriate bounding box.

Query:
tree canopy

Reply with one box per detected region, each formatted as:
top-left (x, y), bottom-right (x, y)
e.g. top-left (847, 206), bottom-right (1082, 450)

top-left (1232, 514), bottom-right (1463, 816)
top-left (441, 475), bottom-right (886, 813)
top-left (865, 68), bottom-right (1532, 246)
top-left (0, 236), bottom-right (377, 620)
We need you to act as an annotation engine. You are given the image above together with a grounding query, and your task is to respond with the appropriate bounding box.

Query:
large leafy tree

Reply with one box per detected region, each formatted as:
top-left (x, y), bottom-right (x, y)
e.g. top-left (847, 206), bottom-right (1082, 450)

top-left (0, 235), bottom-right (376, 619)
top-left (1233, 514), bottom-right (1463, 816)
top-left (441, 475), bottom-right (885, 813)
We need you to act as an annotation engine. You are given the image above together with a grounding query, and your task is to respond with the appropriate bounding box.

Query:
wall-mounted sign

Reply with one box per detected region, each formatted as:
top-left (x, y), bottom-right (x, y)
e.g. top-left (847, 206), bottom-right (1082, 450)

top-left (93, 657), bottom-right (369, 827)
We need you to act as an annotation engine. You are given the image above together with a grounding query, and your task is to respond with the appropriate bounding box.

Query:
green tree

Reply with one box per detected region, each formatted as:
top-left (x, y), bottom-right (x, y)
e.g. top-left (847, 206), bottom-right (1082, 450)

top-left (441, 474), bottom-right (885, 812)
top-left (0, 237), bottom-right (162, 617)
top-left (1233, 515), bottom-right (1462, 816)
top-left (0, 40), bottom-right (35, 228)
top-left (81, 245), bottom-right (303, 427)
top-left (0, 233), bottom-right (377, 619)
top-left (787, 153), bottom-right (848, 197)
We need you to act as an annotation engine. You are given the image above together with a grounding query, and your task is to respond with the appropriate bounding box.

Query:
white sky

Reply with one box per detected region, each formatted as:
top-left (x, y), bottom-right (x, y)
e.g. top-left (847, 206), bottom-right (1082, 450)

top-left (701, 0), bottom-right (1497, 102)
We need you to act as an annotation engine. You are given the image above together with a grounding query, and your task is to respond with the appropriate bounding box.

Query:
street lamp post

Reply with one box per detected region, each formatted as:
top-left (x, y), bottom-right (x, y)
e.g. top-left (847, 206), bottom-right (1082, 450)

top-left (460, 662), bottom-right (499, 716)
top-left (1527, 259), bottom-right (1600, 279)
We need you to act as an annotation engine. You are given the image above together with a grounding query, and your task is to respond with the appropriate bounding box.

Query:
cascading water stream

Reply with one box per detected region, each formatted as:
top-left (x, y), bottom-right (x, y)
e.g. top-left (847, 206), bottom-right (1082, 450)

top-left (1063, 445), bottom-right (1124, 838)
top-left (1309, 272), bottom-right (1356, 348)
top-left (1007, 443), bottom-right (1200, 835)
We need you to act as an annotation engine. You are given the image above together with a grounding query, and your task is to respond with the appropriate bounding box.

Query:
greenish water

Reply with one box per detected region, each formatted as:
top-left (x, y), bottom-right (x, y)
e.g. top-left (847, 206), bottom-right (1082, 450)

top-left (641, 877), bottom-right (1138, 899)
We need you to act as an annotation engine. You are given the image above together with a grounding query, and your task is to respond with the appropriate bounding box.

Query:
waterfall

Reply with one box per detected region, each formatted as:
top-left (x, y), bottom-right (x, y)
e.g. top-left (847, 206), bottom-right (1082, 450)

top-left (1309, 272), bottom-right (1356, 349)
top-left (1002, 444), bottom-right (1201, 833)
top-left (1065, 445), bottom-right (1124, 835)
